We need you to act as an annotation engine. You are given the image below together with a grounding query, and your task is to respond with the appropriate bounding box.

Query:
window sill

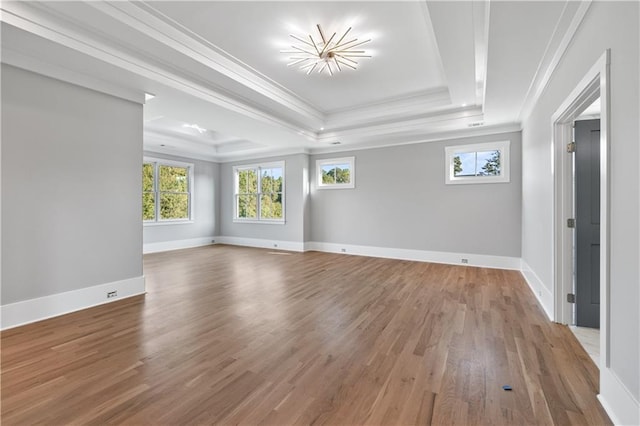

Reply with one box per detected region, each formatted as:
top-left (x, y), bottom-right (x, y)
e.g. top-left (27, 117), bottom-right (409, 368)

top-left (233, 219), bottom-right (285, 225)
top-left (144, 220), bottom-right (194, 227)
top-left (317, 184), bottom-right (355, 190)
top-left (446, 176), bottom-right (510, 185)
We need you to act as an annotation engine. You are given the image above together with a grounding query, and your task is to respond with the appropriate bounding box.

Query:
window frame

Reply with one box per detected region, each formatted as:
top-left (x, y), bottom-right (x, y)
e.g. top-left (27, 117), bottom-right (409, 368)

top-left (143, 157), bottom-right (194, 225)
top-left (316, 156), bottom-right (356, 189)
top-left (444, 140), bottom-right (510, 185)
top-left (233, 161), bottom-right (285, 224)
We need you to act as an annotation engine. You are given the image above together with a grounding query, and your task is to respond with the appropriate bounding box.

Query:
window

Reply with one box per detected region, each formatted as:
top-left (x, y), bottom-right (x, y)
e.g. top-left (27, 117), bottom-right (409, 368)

top-left (234, 162), bottom-right (284, 223)
top-left (445, 141), bottom-right (510, 184)
top-left (316, 157), bottom-right (355, 189)
top-left (143, 158), bottom-right (193, 223)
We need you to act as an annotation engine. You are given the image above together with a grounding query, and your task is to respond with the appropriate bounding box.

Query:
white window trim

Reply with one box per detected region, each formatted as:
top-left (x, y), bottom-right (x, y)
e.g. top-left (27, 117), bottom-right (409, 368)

top-left (143, 156), bottom-right (194, 225)
top-left (445, 140), bottom-right (510, 185)
top-left (316, 156), bottom-right (356, 189)
top-left (233, 161), bottom-right (285, 224)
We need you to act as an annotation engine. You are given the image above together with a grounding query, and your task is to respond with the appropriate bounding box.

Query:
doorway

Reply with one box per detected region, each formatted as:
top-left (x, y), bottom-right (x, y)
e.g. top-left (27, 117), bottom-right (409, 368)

top-left (573, 116), bottom-right (600, 328)
top-left (571, 111), bottom-right (601, 366)
top-left (552, 50), bottom-right (610, 373)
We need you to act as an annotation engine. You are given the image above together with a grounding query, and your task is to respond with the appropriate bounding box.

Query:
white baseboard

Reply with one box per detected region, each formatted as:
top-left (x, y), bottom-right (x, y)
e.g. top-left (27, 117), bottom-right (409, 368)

top-left (1, 276), bottom-right (146, 330)
top-left (215, 237), bottom-right (520, 269)
top-left (304, 241), bottom-right (521, 270)
top-left (143, 236), bottom-right (215, 254)
top-left (215, 236), bottom-right (305, 252)
top-left (598, 367), bottom-right (640, 426)
top-left (520, 259), bottom-right (554, 320)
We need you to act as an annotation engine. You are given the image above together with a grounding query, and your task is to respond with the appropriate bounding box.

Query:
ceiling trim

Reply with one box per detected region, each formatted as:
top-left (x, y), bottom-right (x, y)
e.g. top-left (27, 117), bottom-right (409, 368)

top-left (145, 123), bottom-right (521, 164)
top-left (0, 2), bottom-right (318, 142)
top-left (318, 106), bottom-right (485, 143)
top-left (310, 123), bottom-right (522, 156)
top-left (518, 0), bottom-right (592, 122)
top-left (90, 1), bottom-right (324, 124)
top-left (323, 88), bottom-right (451, 131)
top-left (424, 1), bottom-right (477, 107)
top-left (472, 0), bottom-right (490, 108)
top-left (1, 46), bottom-right (144, 104)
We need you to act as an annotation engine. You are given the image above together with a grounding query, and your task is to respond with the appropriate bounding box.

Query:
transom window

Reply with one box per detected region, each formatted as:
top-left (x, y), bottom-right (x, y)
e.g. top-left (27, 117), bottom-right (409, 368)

top-left (234, 162), bottom-right (285, 223)
top-left (143, 158), bottom-right (193, 223)
top-left (317, 157), bottom-right (355, 189)
top-left (445, 141), bottom-right (510, 184)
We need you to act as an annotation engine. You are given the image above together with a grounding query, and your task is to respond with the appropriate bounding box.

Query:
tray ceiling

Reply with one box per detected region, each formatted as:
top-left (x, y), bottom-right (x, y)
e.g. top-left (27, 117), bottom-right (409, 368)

top-left (0, 1), bottom-right (590, 161)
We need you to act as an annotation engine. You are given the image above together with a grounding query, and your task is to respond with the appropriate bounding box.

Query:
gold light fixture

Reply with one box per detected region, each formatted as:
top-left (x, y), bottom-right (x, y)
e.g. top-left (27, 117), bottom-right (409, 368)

top-left (281, 25), bottom-right (371, 76)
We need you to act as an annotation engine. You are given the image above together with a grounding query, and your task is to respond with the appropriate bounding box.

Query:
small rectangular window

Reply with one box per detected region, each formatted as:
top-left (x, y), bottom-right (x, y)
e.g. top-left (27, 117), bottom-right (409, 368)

top-left (234, 161), bottom-right (285, 223)
top-left (143, 158), bottom-right (194, 223)
top-left (316, 157), bottom-right (355, 189)
top-left (445, 141), bottom-right (510, 184)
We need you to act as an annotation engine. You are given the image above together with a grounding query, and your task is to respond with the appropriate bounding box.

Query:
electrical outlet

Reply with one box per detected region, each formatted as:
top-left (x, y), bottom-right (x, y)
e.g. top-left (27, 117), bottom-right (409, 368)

top-left (107, 291), bottom-right (117, 299)
top-left (461, 258), bottom-right (469, 264)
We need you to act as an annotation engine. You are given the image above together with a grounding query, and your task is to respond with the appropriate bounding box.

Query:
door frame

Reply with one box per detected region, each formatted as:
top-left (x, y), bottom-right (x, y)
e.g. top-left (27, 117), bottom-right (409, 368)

top-left (552, 50), bottom-right (610, 365)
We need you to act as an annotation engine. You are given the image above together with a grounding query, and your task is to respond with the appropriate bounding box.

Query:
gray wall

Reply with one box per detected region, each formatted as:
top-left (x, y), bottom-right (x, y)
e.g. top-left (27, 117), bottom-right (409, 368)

top-left (1, 65), bottom-right (143, 304)
top-left (143, 151), bottom-right (218, 245)
top-left (310, 131), bottom-right (522, 257)
top-left (521, 1), bottom-right (639, 401)
top-left (220, 153), bottom-right (308, 243)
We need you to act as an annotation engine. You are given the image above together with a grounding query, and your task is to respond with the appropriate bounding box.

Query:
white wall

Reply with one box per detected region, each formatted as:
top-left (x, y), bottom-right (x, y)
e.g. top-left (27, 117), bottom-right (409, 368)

top-left (521, 1), bottom-right (639, 421)
top-left (310, 132), bottom-right (522, 258)
top-left (143, 151), bottom-right (218, 252)
top-left (1, 65), bottom-right (144, 307)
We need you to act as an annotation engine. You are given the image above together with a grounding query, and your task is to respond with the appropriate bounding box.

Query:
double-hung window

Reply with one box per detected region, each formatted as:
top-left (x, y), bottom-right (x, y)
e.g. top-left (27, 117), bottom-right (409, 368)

top-left (234, 161), bottom-right (284, 223)
top-left (143, 158), bottom-right (194, 223)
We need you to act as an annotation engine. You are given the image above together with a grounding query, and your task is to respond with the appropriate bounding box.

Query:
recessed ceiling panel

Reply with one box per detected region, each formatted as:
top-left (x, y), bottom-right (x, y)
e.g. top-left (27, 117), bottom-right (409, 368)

top-left (148, 1), bottom-right (447, 112)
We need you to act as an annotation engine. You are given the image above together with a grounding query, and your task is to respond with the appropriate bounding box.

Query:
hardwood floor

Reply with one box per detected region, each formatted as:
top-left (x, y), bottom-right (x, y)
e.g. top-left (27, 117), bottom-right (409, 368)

top-left (2, 245), bottom-right (610, 425)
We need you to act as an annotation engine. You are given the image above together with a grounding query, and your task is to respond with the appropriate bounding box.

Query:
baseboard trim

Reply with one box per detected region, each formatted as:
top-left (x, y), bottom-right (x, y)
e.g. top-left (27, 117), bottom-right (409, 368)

top-left (302, 241), bottom-right (521, 270)
top-left (215, 236), bottom-right (305, 252)
top-left (598, 367), bottom-right (640, 426)
top-left (520, 259), bottom-right (554, 321)
top-left (143, 236), bottom-right (215, 254)
top-left (1, 276), bottom-right (146, 330)
top-left (214, 237), bottom-right (520, 269)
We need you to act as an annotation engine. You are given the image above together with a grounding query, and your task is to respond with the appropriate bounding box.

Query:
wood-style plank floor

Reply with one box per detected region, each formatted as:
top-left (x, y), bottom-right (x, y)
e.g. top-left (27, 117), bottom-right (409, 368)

top-left (1, 245), bottom-right (611, 425)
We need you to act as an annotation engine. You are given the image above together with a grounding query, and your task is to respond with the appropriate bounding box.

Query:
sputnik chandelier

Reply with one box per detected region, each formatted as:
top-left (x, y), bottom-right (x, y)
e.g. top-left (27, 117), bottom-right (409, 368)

top-left (281, 25), bottom-right (371, 76)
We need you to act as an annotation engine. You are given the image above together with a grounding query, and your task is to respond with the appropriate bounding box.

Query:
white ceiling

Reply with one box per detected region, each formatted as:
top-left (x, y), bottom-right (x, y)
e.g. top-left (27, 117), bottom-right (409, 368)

top-left (0, 1), bottom-right (592, 162)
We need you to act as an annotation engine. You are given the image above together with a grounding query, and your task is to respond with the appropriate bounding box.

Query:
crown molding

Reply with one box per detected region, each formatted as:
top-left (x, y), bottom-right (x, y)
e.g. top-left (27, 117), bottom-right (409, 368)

top-left (518, 0), bottom-right (592, 122)
top-left (86, 1), bottom-right (324, 125)
top-left (318, 106), bottom-right (484, 144)
top-left (1, 46), bottom-right (144, 104)
top-left (310, 123), bottom-right (522, 156)
top-left (323, 88), bottom-right (451, 130)
top-left (0, 1), bottom-right (319, 142)
top-left (214, 147), bottom-right (310, 164)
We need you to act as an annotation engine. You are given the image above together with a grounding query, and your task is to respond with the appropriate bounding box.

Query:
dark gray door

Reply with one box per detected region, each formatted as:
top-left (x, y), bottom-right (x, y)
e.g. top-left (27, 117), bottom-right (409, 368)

top-left (575, 119), bottom-right (600, 328)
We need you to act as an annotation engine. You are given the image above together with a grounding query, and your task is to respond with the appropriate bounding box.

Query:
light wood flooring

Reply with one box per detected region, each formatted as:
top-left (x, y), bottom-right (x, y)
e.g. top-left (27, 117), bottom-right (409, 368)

top-left (1, 245), bottom-right (611, 425)
top-left (570, 326), bottom-right (600, 367)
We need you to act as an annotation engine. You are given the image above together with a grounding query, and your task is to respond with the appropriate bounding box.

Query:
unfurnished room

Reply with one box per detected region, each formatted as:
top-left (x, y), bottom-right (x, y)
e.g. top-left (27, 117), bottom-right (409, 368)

top-left (1, 1), bottom-right (639, 425)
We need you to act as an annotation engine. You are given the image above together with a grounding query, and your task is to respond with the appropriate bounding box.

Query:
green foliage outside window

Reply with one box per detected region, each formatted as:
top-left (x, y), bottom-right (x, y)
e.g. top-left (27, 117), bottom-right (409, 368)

top-left (453, 150), bottom-right (501, 177)
top-left (143, 162), bottom-right (190, 221)
top-left (453, 156), bottom-right (462, 175)
top-left (481, 150), bottom-right (501, 176)
top-left (143, 163), bottom-right (155, 220)
top-left (236, 166), bottom-right (283, 220)
top-left (321, 165), bottom-right (351, 185)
